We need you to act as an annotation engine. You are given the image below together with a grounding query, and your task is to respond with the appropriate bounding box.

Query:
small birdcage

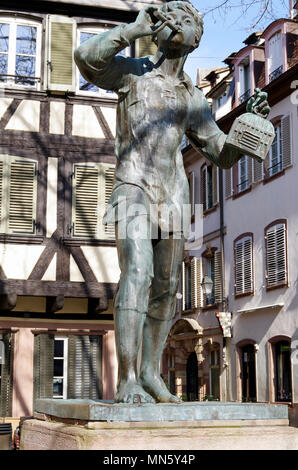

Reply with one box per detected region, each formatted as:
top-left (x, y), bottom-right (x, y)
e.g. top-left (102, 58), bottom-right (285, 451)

top-left (225, 113), bottom-right (275, 162)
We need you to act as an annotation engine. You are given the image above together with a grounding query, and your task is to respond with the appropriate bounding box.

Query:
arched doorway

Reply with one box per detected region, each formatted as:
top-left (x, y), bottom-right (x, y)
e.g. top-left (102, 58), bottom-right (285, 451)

top-left (186, 352), bottom-right (198, 401)
top-left (241, 344), bottom-right (256, 402)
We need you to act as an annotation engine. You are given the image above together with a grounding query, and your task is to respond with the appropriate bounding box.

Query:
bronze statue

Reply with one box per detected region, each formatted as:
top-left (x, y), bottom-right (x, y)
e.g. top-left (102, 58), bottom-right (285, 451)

top-left (75, 1), bottom-right (271, 404)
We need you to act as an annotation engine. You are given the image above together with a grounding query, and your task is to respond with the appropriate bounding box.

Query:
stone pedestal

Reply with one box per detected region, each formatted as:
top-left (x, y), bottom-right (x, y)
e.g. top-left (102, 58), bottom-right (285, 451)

top-left (20, 399), bottom-right (291, 450)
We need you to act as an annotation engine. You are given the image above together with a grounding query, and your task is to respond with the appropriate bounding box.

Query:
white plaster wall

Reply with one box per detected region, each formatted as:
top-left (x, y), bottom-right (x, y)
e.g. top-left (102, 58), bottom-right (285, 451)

top-left (49, 101), bottom-right (65, 135)
top-left (69, 254), bottom-right (85, 282)
top-left (81, 246), bottom-right (120, 283)
top-left (0, 98), bottom-right (13, 120)
top-left (72, 105), bottom-right (105, 139)
top-left (224, 95), bottom-right (298, 401)
top-left (100, 106), bottom-right (116, 137)
top-left (46, 157), bottom-right (58, 238)
top-left (41, 253), bottom-right (57, 281)
top-left (5, 100), bottom-right (40, 132)
top-left (0, 244), bottom-right (45, 279)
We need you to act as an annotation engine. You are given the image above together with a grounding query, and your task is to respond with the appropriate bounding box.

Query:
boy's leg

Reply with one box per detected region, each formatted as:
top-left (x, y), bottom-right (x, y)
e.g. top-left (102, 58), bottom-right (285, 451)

top-left (140, 233), bottom-right (185, 402)
top-left (114, 215), bottom-right (155, 404)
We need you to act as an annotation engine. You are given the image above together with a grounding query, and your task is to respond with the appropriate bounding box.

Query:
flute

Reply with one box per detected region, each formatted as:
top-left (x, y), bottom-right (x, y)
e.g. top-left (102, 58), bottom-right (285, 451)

top-left (153, 10), bottom-right (182, 33)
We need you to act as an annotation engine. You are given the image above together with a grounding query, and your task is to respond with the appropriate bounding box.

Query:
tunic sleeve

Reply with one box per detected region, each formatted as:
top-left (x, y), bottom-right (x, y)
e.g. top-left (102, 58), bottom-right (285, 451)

top-left (74, 24), bottom-right (134, 93)
top-left (186, 88), bottom-right (243, 169)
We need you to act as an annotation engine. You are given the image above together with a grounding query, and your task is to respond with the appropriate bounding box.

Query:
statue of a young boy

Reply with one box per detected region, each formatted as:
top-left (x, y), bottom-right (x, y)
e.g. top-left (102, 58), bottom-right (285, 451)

top-left (75, 1), bottom-right (269, 404)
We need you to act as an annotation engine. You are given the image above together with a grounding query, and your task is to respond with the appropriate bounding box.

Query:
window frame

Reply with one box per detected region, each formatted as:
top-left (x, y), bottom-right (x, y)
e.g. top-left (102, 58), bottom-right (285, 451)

top-left (53, 336), bottom-right (69, 400)
top-left (268, 122), bottom-right (283, 177)
top-left (0, 16), bottom-right (42, 91)
top-left (76, 25), bottom-right (130, 99)
top-left (264, 219), bottom-right (288, 290)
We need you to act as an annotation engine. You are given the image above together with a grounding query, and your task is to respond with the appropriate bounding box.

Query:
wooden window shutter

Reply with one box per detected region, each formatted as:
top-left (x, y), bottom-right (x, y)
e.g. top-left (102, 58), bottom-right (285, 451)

top-left (103, 165), bottom-right (115, 240)
top-left (33, 334), bottom-right (54, 402)
top-left (225, 168), bottom-right (233, 198)
top-left (281, 114), bottom-right (292, 169)
top-left (67, 335), bottom-right (102, 399)
top-left (45, 15), bottom-right (76, 92)
top-left (265, 223), bottom-right (287, 287)
top-left (214, 251), bottom-right (223, 303)
top-left (191, 257), bottom-right (202, 309)
top-left (201, 166), bottom-right (207, 211)
top-left (189, 171), bottom-right (195, 218)
top-left (212, 166), bottom-right (218, 206)
top-left (73, 164), bottom-right (99, 238)
top-left (182, 261), bottom-right (186, 311)
top-left (253, 159), bottom-right (264, 183)
top-left (8, 159), bottom-right (37, 234)
top-left (0, 333), bottom-right (14, 417)
top-left (235, 236), bottom-right (253, 295)
top-left (248, 158), bottom-right (253, 186)
top-left (135, 36), bottom-right (157, 58)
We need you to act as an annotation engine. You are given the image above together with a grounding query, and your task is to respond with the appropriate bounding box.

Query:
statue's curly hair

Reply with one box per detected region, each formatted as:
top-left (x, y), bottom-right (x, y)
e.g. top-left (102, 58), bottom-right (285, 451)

top-left (160, 1), bottom-right (204, 47)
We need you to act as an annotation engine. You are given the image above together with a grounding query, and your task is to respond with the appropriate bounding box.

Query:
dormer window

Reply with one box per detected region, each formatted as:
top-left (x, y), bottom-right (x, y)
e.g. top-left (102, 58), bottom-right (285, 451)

top-left (239, 58), bottom-right (250, 103)
top-left (268, 31), bottom-right (283, 82)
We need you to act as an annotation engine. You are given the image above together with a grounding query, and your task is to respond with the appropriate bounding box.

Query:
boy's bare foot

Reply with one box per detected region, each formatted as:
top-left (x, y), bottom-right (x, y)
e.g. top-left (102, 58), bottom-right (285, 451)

top-left (140, 371), bottom-right (182, 403)
top-left (115, 380), bottom-right (156, 404)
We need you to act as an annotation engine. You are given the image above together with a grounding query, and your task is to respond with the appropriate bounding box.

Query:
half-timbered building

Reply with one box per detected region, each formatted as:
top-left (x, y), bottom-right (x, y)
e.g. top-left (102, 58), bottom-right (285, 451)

top-left (0, 0), bottom-right (164, 421)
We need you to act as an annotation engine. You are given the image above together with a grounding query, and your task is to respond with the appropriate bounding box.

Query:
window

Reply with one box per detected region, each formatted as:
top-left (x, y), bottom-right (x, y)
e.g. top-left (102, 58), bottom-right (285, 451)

top-left (34, 333), bottom-right (102, 401)
top-left (202, 250), bottom-right (223, 306)
top-left (239, 60), bottom-right (250, 103)
top-left (188, 171), bottom-right (195, 219)
top-left (0, 334), bottom-right (13, 417)
top-left (53, 337), bottom-right (68, 399)
top-left (77, 27), bottom-right (130, 98)
top-left (0, 155), bottom-right (38, 235)
top-left (274, 340), bottom-right (292, 402)
top-left (204, 256), bottom-right (215, 305)
top-left (72, 162), bottom-right (115, 240)
top-left (209, 348), bottom-right (220, 400)
top-left (265, 221), bottom-right (288, 289)
top-left (238, 155), bottom-right (250, 192)
top-left (269, 124), bottom-right (282, 176)
top-left (234, 234), bottom-right (253, 296)
top-left (241, 344), bottom-right (256, 402)
top-left (201, 164), bottom-right (218, 212)
top-left (0, 17), bottom-right (41, 89)
top-left (268, 31), bottom-right (283, 82)
top-left (181, 257), bottom-right (203, 312)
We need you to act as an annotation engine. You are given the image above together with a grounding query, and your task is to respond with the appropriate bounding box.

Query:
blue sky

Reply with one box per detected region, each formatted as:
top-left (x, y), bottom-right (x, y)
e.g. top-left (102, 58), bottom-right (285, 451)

top-left (184, 0), bottom-right (291, 82)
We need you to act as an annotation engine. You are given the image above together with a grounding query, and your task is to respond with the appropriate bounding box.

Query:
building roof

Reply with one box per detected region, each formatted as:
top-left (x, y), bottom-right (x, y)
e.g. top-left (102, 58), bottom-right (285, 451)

top-left (40, 0), bottom-right (165, 12)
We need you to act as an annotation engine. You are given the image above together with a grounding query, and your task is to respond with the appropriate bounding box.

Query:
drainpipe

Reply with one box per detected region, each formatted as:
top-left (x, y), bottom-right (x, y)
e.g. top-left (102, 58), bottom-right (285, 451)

top-left (219, 168), bottom-right (231, 402)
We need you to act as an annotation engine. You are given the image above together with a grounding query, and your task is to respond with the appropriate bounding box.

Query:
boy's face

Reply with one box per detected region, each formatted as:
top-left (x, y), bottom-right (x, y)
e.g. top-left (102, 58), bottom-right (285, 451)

top-left (156, 8), bottom-right (199, 52)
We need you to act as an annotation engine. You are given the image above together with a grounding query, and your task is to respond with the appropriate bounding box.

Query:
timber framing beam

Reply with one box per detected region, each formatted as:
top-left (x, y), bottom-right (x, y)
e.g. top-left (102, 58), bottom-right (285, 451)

top-left (0, 294), bottom-right (17, 311)
top-left (46, 295), bottom-right (65, 314)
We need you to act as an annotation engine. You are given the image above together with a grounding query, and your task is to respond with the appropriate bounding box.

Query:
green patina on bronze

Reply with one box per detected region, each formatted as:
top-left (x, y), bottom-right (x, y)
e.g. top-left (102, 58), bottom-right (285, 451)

top-left (74, 1), bottom-right (272, 405)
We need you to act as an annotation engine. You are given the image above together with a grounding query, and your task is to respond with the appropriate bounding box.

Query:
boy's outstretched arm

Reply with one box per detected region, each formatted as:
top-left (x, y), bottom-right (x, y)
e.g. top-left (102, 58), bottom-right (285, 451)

top-left (74, 5), bottom-right (168, 92)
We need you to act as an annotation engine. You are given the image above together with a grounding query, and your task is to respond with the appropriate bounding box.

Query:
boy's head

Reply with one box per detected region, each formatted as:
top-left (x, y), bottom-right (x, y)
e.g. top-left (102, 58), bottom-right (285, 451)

top-left (154, 1), bottom-right (204, 51)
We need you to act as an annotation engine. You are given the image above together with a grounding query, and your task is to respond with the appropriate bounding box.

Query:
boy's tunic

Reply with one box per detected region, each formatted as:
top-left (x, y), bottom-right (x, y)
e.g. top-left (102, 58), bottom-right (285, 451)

top-left (75, 24), bottom-right (230, 232)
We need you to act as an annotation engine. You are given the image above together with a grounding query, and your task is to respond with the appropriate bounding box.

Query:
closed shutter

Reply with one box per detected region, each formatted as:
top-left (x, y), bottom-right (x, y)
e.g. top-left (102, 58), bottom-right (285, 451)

top-left (103, 166), bottom-right (115, 239)
top-left (73, 164), bottom-right (99, 238)
top-left (191, 257), bottom-right (202, 309)
top-left (248, 157), bottom-right (253, 186)
top-left (0, 333), bottom-right (13, 417)
top-left (182, 261), bottom-right (186, 311)
top-left (212, 166), bottom-right (218, 206)
top-left (214, 251), bottom-right (223, 303)
top-left (225, 168), bottom-right (233, 198)
top-left (72, 163), bottom-right (115, 240)
top-left (253, 159), bottom-right (263, 183)
top-left (235, 236), bottom-right (253, 295)
top-left (201, 166), bottom-right (207, 211)
top-left (45, 15), bottom-right (76, 92)
top-left (281, 114), bottom-right (292, 169)
top-left (189, 171), bottom-right (195, 218)
top-left (135, 36), bottom-right (157, 57)
top-left (33, 334), bottom-right (54, 402)
top-left (8, 159), bottom-right (37, 234)
top-left (265, 223), bottom-right (287, 287)
top-left (67, 335), bottom-right (102, 399)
